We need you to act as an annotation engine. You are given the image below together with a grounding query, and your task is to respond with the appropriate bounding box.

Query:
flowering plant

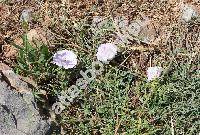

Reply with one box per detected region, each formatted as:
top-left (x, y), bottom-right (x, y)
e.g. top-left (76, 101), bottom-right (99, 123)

top-left (53, 50), bottom-right (77, 69)
top-left (147, 66), bottom-right (162, 81)
top-left (96, 43), bottom-right (118, 63)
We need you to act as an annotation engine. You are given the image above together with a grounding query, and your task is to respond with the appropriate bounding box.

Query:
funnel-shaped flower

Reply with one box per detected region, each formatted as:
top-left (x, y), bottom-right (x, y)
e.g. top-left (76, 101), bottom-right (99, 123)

top-left (147, 66), bottom-right (162, 81)
top-left (96, 43), bottom-right (118, 63)
top-left (53, 50), bottom-right (77, 69)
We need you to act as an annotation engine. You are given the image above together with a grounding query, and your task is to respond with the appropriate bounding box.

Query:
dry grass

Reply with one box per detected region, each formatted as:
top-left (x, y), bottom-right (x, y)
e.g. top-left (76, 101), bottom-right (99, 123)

top-left (1, 0), bottom-right (199, 71)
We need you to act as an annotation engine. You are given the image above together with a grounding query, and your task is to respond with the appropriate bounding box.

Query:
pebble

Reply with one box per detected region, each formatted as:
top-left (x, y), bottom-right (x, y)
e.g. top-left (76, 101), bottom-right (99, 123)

top-left (181, 4), bottom-right (198, 22)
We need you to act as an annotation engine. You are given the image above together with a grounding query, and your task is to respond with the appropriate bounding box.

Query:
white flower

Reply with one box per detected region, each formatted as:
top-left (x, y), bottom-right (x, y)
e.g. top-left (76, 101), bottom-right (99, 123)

top-left (96, 43), bottom-right (118, 63)
top-left (147, 66), bottom-right (162, 81)
top-left (53, 50), bottom-right (77, 69)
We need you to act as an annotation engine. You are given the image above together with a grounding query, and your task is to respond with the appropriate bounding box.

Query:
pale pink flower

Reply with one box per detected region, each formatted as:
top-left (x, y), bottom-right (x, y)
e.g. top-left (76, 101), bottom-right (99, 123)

top-left (96, 43), bottom-right (118, 63)
top-left (147, 66), bottom-right (162, 81)
top-left (53, 50), bottom-right (77, 69)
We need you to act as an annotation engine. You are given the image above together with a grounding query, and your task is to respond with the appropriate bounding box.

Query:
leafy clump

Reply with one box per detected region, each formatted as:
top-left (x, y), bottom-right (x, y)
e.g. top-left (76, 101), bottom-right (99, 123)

top-left (15, 35), bottom-right (51, 79)
top-left (14, 35), bottom-right (72, 105)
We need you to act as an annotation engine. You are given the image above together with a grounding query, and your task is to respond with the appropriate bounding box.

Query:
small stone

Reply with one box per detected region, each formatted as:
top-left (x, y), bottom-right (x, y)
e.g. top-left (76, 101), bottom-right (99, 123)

top-left (128, 20), bottom-right (143, 36)
top-left (181, 5), bottom-right (198, 22)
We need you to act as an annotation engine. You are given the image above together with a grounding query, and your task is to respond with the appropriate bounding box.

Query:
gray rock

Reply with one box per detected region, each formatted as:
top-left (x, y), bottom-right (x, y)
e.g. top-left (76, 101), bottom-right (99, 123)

top-left (113, 16), bottom-right (156, 44)
top-left (181, 4), bottom-right (198, 22)
top-left (92, 16), bottom-right (157, 45)
top-left (0, 71), bottom-right (51, 135)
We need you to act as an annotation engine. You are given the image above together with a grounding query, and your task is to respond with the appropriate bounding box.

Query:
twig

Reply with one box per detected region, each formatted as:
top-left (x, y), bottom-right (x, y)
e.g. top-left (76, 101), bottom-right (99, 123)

top-left (114, 115), bottom-right (121, 135)
top-left (119, 52), bottom-right (133, 67)
top-left (170, 117), bottom-right (175, 135)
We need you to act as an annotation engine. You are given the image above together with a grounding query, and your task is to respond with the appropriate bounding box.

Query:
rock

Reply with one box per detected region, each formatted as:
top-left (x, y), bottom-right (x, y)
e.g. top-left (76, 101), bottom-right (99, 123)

top-left (92, 16), bottom-right (157, 45)
top-left (181, 4), bottom-right (198, 22)
top-left (114, 16), bottom-right (157, 44)
top-left (0, 63), bottom-right (11, 71)
top-left (0, 70), bottom-right (51, 135)
top-left (1, 70), bottom-right (31, 93)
